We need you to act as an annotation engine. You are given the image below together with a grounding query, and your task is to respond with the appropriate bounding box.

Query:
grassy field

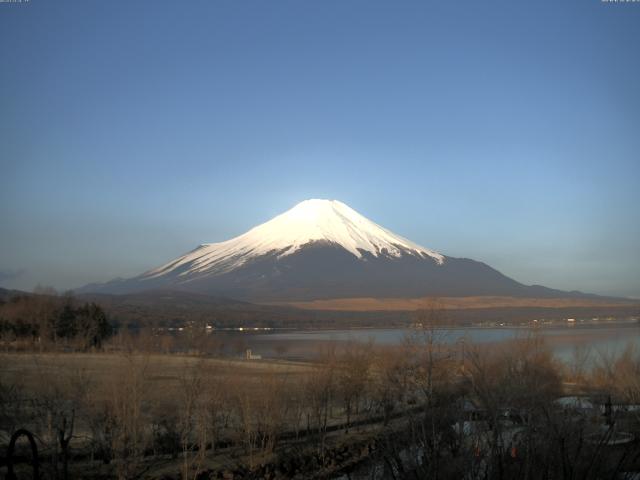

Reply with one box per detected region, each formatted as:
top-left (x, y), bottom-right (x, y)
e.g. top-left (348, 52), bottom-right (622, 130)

top-left (0, 352), bottom-right (326, 478)
top-left (0, 351), bottom-right (389, 479)
top-left (279, 295), bottom-right (639, 311)
top-left (0, 352), bottom-right (314, 401)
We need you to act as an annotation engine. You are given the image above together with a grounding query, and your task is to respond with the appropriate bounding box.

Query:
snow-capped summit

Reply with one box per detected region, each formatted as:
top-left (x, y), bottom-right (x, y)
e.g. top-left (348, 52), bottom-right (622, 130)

top-left (264, 199), bottom-right (444, 261)
top-left (145, 199), bottom-right (443, 281)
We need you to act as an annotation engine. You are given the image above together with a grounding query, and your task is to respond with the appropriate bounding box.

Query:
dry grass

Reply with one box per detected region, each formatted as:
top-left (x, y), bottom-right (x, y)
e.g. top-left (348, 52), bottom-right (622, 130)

top-left (276, 295), bottom-right (637, 311)
top-left (0, 352), bottom-right (314, 401)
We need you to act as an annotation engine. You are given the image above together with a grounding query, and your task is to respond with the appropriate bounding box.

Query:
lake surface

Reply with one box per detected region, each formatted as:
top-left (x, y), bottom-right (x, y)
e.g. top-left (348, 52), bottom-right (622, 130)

top-left (246, 322), bottom-right (640, 363)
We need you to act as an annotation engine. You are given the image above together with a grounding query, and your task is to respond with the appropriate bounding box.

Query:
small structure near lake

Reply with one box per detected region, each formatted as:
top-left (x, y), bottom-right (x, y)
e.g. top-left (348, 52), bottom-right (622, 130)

top-left (245, 348), bottom-right (262, 360)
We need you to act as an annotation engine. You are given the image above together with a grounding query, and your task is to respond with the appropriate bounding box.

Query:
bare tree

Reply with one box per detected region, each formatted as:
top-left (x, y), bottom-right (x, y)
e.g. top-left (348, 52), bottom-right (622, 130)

top-left (100, 353), bottom-right (150, 480)
top-left (337, 341), bottom-right (372, 432)
top-left (27, 354), bottom-right (92, 480)
top-left (176, 359), bottom-right (207, 480)
top-left (305, 345), bottom-right (338, 463)
top-left (371, 346), bottom-right (410, 426)
top-left (569, 343), bottom-right (592, 384)
top-left (406, 298), bottom-right (451, 405)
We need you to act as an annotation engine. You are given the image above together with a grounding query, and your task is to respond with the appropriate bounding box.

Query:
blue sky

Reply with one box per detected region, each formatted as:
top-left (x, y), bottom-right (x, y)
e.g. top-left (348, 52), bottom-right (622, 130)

top-left (1, 0), bottom-right (639, 298)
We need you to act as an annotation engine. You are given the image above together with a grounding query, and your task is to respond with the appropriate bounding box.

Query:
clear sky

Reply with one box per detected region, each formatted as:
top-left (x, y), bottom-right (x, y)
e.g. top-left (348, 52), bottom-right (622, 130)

top-left (1, 0), bottom-right (639, 298)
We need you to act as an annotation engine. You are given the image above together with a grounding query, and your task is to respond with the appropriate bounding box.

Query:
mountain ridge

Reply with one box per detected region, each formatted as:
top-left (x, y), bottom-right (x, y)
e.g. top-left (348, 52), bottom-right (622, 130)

top-left (78, 199), bottom-right (608, 302)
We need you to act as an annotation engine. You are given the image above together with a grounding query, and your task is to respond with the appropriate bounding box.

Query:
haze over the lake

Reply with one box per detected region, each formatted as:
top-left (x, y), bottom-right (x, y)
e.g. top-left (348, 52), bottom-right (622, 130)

top-left (1, 0), bottom-right (639, 298)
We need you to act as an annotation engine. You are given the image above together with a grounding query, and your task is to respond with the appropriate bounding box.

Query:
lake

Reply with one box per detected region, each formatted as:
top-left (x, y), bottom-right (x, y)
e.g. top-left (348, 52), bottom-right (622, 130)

top-left (243, 321), bottom-right (640, 364)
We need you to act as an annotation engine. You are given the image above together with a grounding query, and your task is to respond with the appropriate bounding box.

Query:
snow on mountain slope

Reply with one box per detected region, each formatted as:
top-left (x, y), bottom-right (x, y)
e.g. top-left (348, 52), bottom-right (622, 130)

top-left (143, 199), bottom-right (444, 281)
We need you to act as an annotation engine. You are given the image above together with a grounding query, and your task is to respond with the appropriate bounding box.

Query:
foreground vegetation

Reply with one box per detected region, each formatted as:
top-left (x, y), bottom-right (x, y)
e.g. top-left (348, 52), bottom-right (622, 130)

top-left (1, 327), bottom-right (640, 479)
top-left (0, 289), bottom-right (112, 351)
top-left (1, 294), bottom-right (640, 479)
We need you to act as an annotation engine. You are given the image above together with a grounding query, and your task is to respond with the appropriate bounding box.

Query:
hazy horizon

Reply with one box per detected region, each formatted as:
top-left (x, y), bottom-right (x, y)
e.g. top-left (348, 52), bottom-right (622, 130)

top-left (1, 1), bottom-right (639, 298)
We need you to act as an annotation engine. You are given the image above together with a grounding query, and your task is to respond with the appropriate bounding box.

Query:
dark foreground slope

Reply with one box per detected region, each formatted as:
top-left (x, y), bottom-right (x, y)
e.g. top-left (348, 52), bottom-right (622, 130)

top-left (79, 244), bottom-right (600, 302)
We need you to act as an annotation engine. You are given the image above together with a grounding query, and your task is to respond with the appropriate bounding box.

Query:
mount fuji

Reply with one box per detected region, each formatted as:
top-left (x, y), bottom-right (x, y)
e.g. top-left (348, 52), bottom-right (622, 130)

top-left (79, 199), bottom-right (589, 302)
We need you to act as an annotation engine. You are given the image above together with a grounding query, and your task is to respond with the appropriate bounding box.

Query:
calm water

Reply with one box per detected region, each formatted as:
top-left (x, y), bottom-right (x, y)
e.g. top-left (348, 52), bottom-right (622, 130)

top-left (249, 322), bottom-right (640, 363)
